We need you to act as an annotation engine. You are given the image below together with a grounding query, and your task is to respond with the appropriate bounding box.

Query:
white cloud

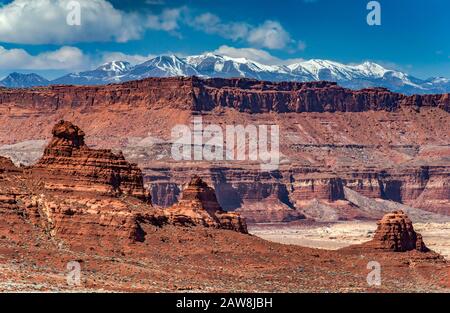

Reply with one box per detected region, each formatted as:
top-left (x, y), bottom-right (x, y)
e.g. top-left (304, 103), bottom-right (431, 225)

top-left (0, 46), bottom-right (89, 70)
top-left (190, 13), bottom-right (250, 41)
top-left (0, 43), bottom-right (308, 73)
top-left (247, 21), bottom-right (293, 50)
top-left (0, 1), bottom-right (304, 52)
top-left (0, 0), bottom-right (147, 44)
top-left (146, 7), bottom-right (185, 32)
top-left (190, 13), bottom-right (300, 51)
top-left (212, 46), bottom-right (280, 64)
top-left (212, 45), bottom-right (304, 65)
top-left (0, 0), bottom-right (190, 44)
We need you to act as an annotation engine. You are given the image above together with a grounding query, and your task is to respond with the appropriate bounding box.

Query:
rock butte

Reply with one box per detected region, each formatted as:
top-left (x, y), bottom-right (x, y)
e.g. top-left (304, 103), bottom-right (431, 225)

top-left (33, 120), bottom-right (149, 200)
top-left (165, 175), bottom-right (247, 233)
top-left (365, 210), bottom-right (428, 252)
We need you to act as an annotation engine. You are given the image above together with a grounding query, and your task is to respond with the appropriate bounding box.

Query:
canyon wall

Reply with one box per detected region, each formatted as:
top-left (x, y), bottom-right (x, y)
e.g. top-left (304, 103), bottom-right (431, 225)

top-left (0, 77), bottom-right (449, 114)
top-left (0, 77), bottom-right (449, 222)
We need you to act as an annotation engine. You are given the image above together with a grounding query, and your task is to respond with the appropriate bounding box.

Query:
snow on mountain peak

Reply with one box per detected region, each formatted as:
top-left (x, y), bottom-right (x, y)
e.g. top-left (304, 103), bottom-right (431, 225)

top-left (354, 61), bottom-right (389, 77)
top-left (97, 61), bottom-right (132, 73)
top-left (4, 53), bottom-right (448, 94)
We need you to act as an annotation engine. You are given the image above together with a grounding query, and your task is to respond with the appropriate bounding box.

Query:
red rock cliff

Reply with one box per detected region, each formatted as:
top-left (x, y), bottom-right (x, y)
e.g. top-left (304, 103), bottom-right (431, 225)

top-left (0, 77), bottom-right (448, 113)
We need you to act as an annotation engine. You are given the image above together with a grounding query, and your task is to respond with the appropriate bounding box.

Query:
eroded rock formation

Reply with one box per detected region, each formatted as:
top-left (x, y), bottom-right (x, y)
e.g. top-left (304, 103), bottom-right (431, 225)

top-left (0, 156), bottom-right (27, 241)
top-left (165, 176), bottom-right (248, 233)
top-left (365, 210), bottom-right (428, 252)
top-left (0, 121), bottom-right (249, 253)
top-left (32, 120), bottom-right (149, 201)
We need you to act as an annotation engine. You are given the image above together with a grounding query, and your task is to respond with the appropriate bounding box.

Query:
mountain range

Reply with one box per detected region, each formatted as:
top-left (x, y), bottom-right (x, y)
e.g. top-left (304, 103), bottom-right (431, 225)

top-left (1, 54), bottom-right (449, 95)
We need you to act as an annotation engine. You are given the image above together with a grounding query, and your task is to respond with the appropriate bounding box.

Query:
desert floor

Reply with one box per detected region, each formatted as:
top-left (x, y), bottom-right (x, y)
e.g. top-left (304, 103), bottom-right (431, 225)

top-left (249, 221), bottom-right (450, 260)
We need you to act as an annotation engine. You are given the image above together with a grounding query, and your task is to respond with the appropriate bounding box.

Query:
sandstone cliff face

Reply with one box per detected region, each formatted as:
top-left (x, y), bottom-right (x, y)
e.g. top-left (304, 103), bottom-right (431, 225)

top-left (0, 77), bottom-right (448, 114)
top-left (0, 157), bottom-right (27, 241)
top-left (19, 121), bottom-right (162, 249)
top-left (165, 176), bottom-right (248, 233)
top-left (146, 164), bottom-right (449, 222)
top-left (193, 78), bottom-right (450, 113)
top-left (364, 210), bottom-right (428, 252)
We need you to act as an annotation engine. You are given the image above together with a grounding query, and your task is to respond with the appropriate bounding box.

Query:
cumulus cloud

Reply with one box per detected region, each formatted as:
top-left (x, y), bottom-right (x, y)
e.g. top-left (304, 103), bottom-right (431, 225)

top-left (146, 7), bottom-right (185, 32)
top-left (247, 21), bottom-right (293, 50)
top-left (0, 0), bottom-right (304, 52)
top-left (190, 13), bottom-right (250, 41)
top-left (0, 43), bottom-right (307, 73)
top-left (0, 45), bottom-right (174, 72)
top-left (189, 13), bottom-right (300, 51)
top-left (0, 46), bottom-right (89, 70)
top-left (0, 0), bottom-right (153, 44)
top-left (212, 45), bottom-right (281, 64)
top-left (0, 0), bottom-right (190, 44)
top-left (0, 0), bottom-right (145, 44)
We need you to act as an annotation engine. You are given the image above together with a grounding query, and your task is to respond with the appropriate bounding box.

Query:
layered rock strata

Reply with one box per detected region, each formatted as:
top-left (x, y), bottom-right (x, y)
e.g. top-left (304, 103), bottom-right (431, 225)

top-left (0, 77), bottom-right (449, 113)
top-left (165, 176), bottom-right (248, 233)
top-left (32, 120), bottom-right (149, 200)
top-left (0, 121), bottom-right (249, 252)
top-left (365, 210), bottom-right (428, 252)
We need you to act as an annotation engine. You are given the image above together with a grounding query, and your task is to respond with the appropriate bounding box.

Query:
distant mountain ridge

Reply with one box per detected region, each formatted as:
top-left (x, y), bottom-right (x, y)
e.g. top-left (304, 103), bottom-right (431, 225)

top-left (1, 54), bottom-right (449, 95)
top-left (0, 72), bottom-right (49, 88)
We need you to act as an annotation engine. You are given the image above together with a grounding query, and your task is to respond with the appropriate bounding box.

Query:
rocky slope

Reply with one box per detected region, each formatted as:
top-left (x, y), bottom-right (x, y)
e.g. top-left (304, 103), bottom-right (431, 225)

top-left (0, 77), bottom-right (448, 222)
top-left (0, 131), bottom-right (448, 291)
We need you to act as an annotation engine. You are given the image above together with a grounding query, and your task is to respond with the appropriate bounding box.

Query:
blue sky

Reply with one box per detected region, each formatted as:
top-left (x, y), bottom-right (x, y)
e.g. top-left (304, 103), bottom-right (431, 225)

top-left (0, 0), bottom-right (449, 79)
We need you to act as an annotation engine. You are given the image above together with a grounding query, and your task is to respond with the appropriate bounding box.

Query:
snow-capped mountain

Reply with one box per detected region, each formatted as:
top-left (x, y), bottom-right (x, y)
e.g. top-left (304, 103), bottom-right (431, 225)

top-left (421, 77), bottom-right (450, 94)
top-left (0, 72), bottom-right (49, 88)
top-left (184, 53), bottom-right (292, 81)
top-left (289, 60), bottom-right (387, 81)
top-left (124, 55), bottom-right (199, 81)
top-left (52, 61), bottom-right (132, 85)
top-left (287, 59), bottom-right (426, 93)
top-left (2, 54), bottom-right (449, 94)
